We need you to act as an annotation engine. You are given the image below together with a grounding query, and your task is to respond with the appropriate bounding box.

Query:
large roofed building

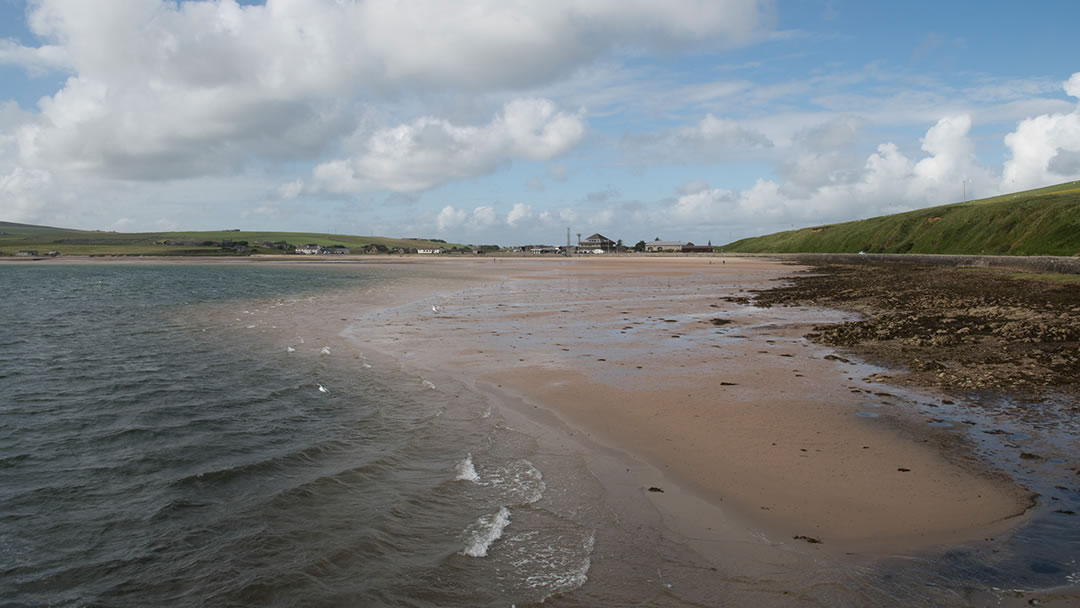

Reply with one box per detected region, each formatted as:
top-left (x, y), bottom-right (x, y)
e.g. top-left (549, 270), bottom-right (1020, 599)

top-left (578, 233), bottom-right (615, 252)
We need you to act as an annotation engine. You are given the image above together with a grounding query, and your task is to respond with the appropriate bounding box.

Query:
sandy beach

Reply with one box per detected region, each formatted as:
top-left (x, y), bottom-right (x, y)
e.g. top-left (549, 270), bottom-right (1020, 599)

top-left (28, 253), bottom-right (1032, 554)
top-left (19, 253), bottom-right (1077, 604)
top-left (314, 255), bottom-right (1033, 557)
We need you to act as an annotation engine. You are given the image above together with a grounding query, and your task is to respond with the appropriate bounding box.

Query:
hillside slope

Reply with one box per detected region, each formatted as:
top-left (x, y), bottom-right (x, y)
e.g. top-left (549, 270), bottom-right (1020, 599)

top-left (0, 223), bottom-right (457, 256)
top-left (719, 181), bottom-right (1080, 256)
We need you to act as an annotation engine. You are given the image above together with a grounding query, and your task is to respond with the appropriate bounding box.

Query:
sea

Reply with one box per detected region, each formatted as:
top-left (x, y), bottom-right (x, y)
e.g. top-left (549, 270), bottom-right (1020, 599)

top-left (1, 262), bottom-right (1077, 607)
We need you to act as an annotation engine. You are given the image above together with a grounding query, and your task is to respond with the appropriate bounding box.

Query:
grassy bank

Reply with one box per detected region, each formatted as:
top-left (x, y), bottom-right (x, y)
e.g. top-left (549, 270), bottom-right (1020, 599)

top-left (720, 181), bottom-right (1080, 256)
top-left (0, 223), bottom-right (457, 256)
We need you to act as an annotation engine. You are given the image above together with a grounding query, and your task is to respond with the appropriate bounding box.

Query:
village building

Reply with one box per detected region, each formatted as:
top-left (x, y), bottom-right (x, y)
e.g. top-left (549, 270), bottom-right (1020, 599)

top-left (15, 250), bottom-right (39, 257)
top-left (645, 240), bottom-right (713, 253)
top-left (577, 233), bottom-right (615, 252)
top-left (325, 246), bottom-right (350, 254)
top-left (416, 247), bottom-right (444, 254)
top-left (295, 244), bottom-right (321, 255)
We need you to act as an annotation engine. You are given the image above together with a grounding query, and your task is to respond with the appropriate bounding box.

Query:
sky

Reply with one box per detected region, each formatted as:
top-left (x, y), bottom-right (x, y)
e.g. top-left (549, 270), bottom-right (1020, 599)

top-left (1, 0), bottom-right (1079, 246)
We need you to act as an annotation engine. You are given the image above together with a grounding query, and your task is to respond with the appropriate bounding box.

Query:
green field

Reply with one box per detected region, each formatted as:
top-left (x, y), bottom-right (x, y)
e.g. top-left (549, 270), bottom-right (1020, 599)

top-left (0, 223), bottom-right (459, 256)
top-left (719, 181), bottom-right (1080, 256)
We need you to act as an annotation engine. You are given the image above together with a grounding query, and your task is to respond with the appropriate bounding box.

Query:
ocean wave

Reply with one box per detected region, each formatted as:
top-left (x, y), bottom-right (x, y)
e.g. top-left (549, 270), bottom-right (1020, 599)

top-left (483, 459), bottom-right (545, 505)
top-left (454, 454), bottom-right (480, 483)
top-left (461, 506), bottom-right (511, 558)
top-left (497, 515), bottom-right (596, 602)
top-left (170, 437), bottom-right (371, 489)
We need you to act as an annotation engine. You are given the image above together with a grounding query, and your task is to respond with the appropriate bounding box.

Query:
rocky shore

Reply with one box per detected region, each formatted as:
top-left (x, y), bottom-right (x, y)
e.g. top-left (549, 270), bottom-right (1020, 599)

top-left (753, 261), bottom-right (1080, 400)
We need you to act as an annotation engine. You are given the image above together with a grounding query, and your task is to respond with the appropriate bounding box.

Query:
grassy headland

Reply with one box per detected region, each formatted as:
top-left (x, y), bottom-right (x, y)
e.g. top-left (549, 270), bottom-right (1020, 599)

top-left (719, 181), bottom-right (1080, 256)
top-left (0, 223), bottom-right (458, 256)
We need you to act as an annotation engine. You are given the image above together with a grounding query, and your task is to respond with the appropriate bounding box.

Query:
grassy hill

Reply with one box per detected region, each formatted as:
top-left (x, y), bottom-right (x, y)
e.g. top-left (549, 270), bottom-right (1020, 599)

top-left (719, 181), bottom-right (1080, 256)
top-left (0, 223), bottom-right (458, 256)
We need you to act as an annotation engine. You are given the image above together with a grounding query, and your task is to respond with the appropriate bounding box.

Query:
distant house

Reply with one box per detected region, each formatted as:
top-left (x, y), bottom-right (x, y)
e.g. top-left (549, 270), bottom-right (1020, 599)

top-left (645, 240), bottom-right (711, 253)
top-left (325, 246), bottom-right (350, 255)
top-left (15, 250), bottom-right (38, 257)
top-left (578, 233), bottom-right (615, 252)
top-left (416, 247), bottom-right (444, 254)
top-left (296, 244), bottom-right (321, 255)
top-left (363, 244), bottom-right (388, 254)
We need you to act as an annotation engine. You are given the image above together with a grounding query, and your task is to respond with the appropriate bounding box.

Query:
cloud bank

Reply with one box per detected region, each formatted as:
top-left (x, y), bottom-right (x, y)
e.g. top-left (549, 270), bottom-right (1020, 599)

top-left (309, 99), bottom-right (585, 193)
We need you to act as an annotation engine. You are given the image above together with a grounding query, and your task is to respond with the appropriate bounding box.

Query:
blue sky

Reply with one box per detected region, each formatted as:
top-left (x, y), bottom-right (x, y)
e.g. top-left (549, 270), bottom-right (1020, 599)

top-left (2, 0), bottom-right (1078, 246)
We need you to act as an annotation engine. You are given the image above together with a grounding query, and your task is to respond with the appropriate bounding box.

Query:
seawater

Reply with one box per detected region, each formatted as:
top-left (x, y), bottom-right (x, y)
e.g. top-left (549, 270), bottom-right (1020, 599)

top-left (0, 263), bottom-right (601, 607)
top-left (2, 263), bottom-right (1078, 607)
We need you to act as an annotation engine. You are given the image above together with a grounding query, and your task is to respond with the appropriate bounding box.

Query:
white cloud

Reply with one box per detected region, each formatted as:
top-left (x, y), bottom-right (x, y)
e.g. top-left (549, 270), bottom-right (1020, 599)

top-left (507, 202), bottom-right (535, 227)
top-left (660, 115), bottom-right (996, 237)
top-left (11, 0), bottom-right (768, 182)
top-left (471, 205), bottom-right (497, 230)
top-left (0, 40), bottom-right (71, 74)
top-left (310, 98), bottom-right (585, 193)
top-left (0, 166), bottom-right (55, 223)
top-left (277, 179), bottom-right (303, 201)
top-left (436, 205), bottom-right (467, 232)
top-left (431, 204), bottom-right (510, 234)
top-left (1066, 73), bottom-right (1080, 98)
top-left (622, 113), bottom-right (773, 165)
top-left (1001, 72), bottom-right (1080, 191)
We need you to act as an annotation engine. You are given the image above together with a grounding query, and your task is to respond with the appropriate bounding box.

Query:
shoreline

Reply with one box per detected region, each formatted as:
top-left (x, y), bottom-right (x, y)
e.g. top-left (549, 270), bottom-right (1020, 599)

top-left (329, 256), bottom-right (1032, 558)
top-left (10, 255), bottom-right (1036, 556)
top-left (15, 254), bottom-right (1034, 555)
top-left (15, 254), bottom-right (1075, 603)
top-left (14, 253), bottom-right (1028, 557)
top-left (11, 256), bottom-right (1074, 605)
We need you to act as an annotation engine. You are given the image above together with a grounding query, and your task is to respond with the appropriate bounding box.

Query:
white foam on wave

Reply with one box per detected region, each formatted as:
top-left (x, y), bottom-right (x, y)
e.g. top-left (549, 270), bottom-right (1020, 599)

top-left (535, 533), bottom-right (594, 598)
top-left (461, 506), bottom-right (511, 557)
top-left (484, 459), bottom-right (545, 505)
top-left (454, 453), bottom-right (481, 483)
top-left (421, 378), bottom-right (436, 390)
top-left (502, 526), bottom-right (595, 601)
top-left (320, 346), bottom-right (331, 355)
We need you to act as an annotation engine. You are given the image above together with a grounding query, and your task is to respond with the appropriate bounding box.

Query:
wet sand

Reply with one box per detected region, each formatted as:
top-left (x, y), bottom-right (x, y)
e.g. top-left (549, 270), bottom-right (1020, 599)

top-left (337, 255), bottom-right (1031, 556)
